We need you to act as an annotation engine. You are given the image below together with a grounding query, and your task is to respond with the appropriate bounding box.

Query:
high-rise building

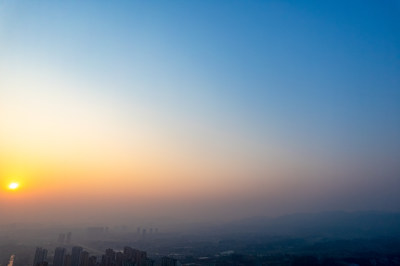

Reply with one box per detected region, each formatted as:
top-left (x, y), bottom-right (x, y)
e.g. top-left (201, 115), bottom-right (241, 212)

top-left (122, 247), bottom-right (151, 266)
top-left (66, 232), bottom-right (72, 244)
top-left (33, 247), bottom-right (48, 266)
top-left (135, 250), bottom-right (147, 265)
top-left (101, 248), bottom-right (115, 266)
top-left (79, 251), bottom-right (89, 266)
top-left (142, 229), bottom-right (146, 240)
top-left (71, 247), bottom-right (83, 266)
top-left (53, 247), bottom-right (66, 266)
top-left (63, 254), bottom-right (71, 266)
top-left (88, 256), bottom-right (97, 266)
top-left (115, 252), bottom-right (123, 266)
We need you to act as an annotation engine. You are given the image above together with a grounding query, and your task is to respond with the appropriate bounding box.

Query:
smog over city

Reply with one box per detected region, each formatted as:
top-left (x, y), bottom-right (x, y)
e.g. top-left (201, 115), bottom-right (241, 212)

top-left (1, 1), bottom-right (400, 265)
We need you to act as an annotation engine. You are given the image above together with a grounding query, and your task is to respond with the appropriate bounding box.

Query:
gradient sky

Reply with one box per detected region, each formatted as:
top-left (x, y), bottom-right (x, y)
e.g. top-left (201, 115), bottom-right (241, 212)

top-left (0, 0), bottom-right (399, 225)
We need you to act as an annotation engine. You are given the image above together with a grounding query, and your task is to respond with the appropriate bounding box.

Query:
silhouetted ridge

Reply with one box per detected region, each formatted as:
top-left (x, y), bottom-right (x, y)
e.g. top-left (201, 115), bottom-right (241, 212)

top-left (221, 211), bottom-right (400, 238)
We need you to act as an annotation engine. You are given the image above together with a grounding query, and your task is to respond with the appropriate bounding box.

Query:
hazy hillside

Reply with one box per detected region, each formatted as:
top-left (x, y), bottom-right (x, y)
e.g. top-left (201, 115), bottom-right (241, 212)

top-left (220, 211), bottom-right (400, 238)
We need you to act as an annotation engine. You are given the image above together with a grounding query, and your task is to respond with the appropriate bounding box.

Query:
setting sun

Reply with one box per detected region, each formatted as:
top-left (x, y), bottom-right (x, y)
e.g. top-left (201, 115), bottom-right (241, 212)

top-left (8, 182), bottom-right (19, 190)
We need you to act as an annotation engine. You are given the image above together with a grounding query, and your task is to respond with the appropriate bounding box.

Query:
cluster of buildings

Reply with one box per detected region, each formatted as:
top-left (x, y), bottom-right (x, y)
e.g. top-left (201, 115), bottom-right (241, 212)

top-left (134, 227), bottom-right (159, 241)
top-left (33, 247), bottom-right (179, 266)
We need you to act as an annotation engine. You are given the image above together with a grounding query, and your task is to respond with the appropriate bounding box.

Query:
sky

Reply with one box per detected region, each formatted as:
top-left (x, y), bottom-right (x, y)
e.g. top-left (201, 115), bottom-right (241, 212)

top-left (0, 0), bottom-right (399, 225)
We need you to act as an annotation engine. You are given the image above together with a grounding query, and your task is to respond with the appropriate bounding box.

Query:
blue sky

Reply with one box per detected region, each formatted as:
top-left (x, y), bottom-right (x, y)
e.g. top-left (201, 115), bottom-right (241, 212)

top-left (0, 1), bottom-right (399, 221)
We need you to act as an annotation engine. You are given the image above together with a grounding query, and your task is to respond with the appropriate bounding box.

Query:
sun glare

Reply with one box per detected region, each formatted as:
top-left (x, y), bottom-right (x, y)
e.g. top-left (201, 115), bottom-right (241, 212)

top-left (8, 182), bottom-right (19, 190)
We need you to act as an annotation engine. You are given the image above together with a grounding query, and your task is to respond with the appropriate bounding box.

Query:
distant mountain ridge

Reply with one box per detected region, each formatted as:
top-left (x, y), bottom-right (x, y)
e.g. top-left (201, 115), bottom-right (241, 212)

top-left (220, 211), bottom-right (400, 238)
